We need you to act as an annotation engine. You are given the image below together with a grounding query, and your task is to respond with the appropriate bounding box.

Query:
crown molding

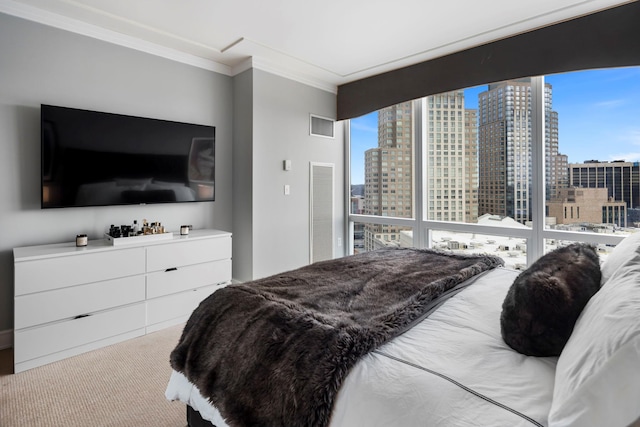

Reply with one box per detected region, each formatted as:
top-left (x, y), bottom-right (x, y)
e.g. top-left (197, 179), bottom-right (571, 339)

top-left (0, 0), bottom-right (232, 75)
top-left (238, 57), bottom-right (337, 94)
top-left (0, 0), bottom-right (338, 93)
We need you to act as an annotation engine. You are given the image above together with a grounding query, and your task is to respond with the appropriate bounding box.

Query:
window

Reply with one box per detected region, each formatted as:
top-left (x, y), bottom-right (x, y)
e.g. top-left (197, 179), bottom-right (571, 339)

top-left (349, 102), bottom-right (415, 253)
top-left (348, 67), bottom-right (638, 262)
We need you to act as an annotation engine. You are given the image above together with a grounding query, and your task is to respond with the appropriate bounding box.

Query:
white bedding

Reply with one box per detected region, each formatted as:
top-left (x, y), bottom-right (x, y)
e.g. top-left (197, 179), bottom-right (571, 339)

top-left (166, 267), bottom-right (557, 427)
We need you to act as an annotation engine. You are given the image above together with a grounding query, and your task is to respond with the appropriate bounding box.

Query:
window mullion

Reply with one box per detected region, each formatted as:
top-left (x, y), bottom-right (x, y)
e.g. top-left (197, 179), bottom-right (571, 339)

top-left (344, 120), bottom-right (353, 255)
top-left (414, 98), bottom-right (427, 249)
top-left (529, 76), bottom-right (546, 264)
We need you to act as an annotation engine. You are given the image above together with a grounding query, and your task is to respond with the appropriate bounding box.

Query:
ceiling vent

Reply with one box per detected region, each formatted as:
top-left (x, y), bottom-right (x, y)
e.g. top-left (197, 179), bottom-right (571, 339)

top-left (310, 114), bottom-right (335, 139)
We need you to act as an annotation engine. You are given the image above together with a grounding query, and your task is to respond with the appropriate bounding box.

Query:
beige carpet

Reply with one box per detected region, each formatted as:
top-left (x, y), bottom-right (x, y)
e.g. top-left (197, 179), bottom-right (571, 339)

top-left (0, 324), bottom-right (187, 427)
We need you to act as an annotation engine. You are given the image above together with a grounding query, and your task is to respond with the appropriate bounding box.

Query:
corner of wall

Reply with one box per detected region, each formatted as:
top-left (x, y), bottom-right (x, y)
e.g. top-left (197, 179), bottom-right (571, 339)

top-left (0, 329), bottom-right (13, 350)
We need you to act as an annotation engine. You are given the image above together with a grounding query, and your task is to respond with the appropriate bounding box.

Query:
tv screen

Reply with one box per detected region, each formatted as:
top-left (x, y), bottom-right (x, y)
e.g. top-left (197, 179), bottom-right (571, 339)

top-left (41, 104), bottom-right (215, 208)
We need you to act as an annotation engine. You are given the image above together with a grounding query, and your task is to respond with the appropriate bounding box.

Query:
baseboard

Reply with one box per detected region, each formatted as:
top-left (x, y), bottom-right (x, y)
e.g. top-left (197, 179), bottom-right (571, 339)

top-left (0, 329), bottom-right (13, 350)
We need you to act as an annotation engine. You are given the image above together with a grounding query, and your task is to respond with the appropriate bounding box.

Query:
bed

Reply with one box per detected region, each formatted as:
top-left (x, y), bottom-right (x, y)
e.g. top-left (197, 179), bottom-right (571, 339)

top-left (165, 234), bottom-right (640, 427)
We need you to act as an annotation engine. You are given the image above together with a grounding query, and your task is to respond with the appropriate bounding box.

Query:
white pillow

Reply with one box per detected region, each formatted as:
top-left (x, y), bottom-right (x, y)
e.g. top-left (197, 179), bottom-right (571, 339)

top-left (548, 261), bottom-right (640, 427)
top-left (600, 231), bottom-right (640, 283)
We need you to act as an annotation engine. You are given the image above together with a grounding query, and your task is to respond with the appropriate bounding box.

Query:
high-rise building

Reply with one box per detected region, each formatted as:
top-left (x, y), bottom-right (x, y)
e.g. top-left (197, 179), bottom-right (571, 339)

top-left (464, 108), bottom-right (479, 223)
top-left (363, 93), bottom-right (479, 249)
top-left (546, 104), bottom-right (569, 201)
top-left (426, 91), bottom-right (478, 223)
top-left (569, 160), bottom-right (640, 211)
top-left (477, 78), bottom-right (567, 224)
top-left (363, 102), bottom-right (413, 251)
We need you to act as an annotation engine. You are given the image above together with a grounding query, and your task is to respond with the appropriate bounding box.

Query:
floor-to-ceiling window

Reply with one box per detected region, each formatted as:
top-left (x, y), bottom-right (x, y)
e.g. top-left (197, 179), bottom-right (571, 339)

top-left (348, 67), bottom-right (639, 267)
top-left (349, 101), bottom-right (416, 253)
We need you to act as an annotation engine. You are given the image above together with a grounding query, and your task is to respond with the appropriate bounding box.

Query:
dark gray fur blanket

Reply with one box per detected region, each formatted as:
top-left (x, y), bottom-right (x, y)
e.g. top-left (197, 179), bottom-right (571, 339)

top-left (170, 247), bottom-right (504, 427)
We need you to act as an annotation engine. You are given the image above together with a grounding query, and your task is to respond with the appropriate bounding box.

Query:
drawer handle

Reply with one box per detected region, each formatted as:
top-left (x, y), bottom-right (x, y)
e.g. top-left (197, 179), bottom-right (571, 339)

top-left (165, 267), bottom-right (178, 272)
top-left (74, 314), bottom-right (90, 320)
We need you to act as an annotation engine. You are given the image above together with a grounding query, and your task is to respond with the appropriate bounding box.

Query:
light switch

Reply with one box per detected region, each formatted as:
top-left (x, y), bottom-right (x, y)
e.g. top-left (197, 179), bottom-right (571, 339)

top-left (283, 160), bottom-right (292, 171)
top-left (284, 184), bottom-right (290, 195)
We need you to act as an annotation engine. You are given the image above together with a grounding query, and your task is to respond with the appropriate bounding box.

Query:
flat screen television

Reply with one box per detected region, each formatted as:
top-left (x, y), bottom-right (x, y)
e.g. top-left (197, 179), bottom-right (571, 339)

top-left (41, 104), bottom-right (215, 208)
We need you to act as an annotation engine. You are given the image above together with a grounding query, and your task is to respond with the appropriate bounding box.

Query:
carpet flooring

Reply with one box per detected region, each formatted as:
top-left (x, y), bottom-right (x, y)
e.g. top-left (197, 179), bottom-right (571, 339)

top-left (0, 324), bottom-right (186, 427)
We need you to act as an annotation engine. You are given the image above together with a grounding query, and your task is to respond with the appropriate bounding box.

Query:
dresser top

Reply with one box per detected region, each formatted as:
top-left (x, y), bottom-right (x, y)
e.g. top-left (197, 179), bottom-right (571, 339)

top-left (14, 229), bottom-right (231, 262)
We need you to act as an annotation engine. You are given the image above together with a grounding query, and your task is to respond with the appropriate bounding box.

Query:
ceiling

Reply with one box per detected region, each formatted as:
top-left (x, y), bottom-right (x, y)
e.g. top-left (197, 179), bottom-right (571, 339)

top-left (0, 0), bottom-right (633, 92)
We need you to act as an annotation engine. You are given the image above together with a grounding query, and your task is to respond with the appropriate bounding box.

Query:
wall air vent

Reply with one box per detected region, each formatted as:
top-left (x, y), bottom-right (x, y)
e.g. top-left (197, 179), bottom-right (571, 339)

top-left (310, 114), bottom-right (335, 139)
top-left (310, 162), bottom-right (334, 263)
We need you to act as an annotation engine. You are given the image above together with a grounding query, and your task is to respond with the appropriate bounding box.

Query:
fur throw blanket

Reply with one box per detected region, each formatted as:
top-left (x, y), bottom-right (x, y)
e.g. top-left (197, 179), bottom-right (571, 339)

top-left (170, 247), bottom-right (504, 427)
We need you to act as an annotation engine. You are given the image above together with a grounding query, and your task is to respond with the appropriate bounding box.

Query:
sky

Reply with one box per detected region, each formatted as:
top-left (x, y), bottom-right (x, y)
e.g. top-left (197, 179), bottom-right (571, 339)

top-left (350, 66), bottom-right (640, 185)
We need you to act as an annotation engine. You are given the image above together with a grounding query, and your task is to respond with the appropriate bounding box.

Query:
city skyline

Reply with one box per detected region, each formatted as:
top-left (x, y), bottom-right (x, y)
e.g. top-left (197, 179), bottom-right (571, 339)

top-left (350, 66), bottom-right (640, 185)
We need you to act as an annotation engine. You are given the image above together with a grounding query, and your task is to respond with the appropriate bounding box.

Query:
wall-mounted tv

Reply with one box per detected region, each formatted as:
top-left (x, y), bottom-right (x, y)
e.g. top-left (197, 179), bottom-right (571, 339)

top-left (41, 104), bottom-right (215, 208)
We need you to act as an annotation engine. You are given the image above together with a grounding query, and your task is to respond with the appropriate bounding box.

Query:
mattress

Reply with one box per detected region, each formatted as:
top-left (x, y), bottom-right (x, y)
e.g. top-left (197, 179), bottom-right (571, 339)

top-left (166, 267), bottom-right (557, 427)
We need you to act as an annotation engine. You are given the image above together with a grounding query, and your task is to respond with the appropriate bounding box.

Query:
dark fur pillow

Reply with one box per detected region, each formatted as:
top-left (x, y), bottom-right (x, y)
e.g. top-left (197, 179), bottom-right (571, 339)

top-left (500, 243), bottom-right (602, 356)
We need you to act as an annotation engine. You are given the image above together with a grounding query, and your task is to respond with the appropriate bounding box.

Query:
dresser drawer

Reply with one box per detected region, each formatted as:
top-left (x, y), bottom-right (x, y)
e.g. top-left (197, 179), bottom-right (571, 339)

top-left (15, 247), bottom-right (145, 295)
top-left (146, 284), bottom-right (220, 327)
top-left (146, 235), bottom-right (232, 272)
top-left (14, 302), bottom-right (146, 364)
top-left (15, 275), bottom-right (145, 330)
top-left (146, 259), bottom-right (231, 299)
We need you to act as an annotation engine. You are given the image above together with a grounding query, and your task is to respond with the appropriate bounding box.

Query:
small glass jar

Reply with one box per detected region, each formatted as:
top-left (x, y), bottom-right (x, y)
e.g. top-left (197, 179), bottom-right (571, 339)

top-left (180, 225), bottom-right (190, 236)
top-left (76, 234), bottom-right (88, 247)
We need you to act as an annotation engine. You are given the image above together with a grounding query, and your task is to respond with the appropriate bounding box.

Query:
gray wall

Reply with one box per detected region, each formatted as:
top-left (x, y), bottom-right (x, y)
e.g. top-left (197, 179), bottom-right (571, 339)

top-left (231, 70), bottom-right (254, 281)
top-left (0, 13), bottom-right (233, 334)
top-left (0, 12), bottom-right (346, 339)
top-left (232, 69), bottom-right (345, 281)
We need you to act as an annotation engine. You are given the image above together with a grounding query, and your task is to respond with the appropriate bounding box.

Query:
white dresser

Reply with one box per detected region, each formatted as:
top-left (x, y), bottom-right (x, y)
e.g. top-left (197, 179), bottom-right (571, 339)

top-left (13, 229), bottom-right (232, 373)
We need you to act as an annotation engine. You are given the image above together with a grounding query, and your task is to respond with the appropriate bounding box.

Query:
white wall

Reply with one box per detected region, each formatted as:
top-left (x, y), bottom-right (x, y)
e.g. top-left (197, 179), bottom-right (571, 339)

top-left (0, 13), bottom-right (233, 334)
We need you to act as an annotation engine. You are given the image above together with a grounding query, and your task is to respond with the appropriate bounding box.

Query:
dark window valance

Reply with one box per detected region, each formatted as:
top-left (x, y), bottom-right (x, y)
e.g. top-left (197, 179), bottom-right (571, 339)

top-left (337, 1), bottom-right (640, 121)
